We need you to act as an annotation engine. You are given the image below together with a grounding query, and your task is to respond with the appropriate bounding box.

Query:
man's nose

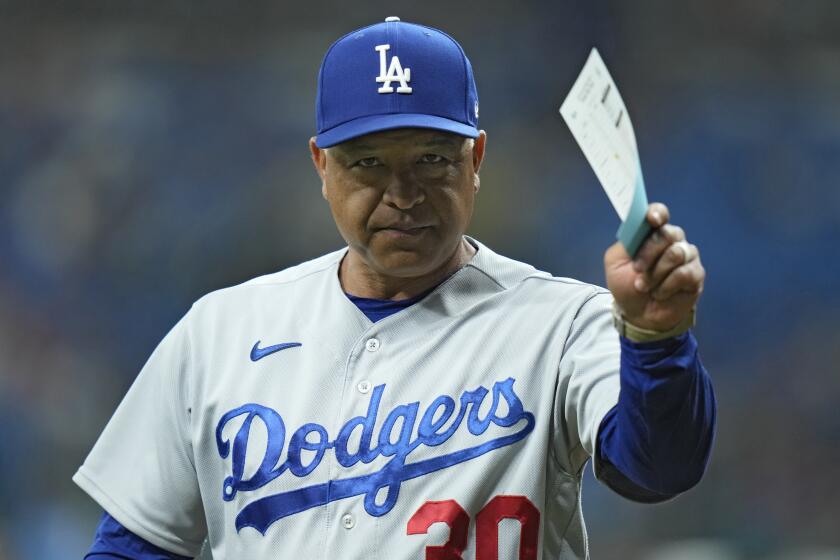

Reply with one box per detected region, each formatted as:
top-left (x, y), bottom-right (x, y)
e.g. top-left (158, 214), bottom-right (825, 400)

top-left (381, 169), bottom-right (425, 209)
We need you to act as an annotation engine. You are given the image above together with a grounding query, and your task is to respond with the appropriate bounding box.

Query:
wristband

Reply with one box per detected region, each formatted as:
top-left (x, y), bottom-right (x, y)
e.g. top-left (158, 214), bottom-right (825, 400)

top-left (612, 301), bottom-right (696, 342)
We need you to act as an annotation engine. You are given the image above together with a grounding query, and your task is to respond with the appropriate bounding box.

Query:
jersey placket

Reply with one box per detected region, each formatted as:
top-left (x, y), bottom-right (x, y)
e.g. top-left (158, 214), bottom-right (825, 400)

top-left (322, 325), bottom-right (390, 559)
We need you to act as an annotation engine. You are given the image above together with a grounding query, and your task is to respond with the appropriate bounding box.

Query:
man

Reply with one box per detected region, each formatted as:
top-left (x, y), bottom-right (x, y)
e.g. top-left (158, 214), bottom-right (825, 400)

top-left (76, 17), bottom-right (715, 559)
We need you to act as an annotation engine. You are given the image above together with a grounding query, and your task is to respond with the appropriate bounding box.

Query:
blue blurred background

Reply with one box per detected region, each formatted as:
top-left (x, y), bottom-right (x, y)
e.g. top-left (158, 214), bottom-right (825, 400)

top-left (1, 1), bottom-right (839, 558)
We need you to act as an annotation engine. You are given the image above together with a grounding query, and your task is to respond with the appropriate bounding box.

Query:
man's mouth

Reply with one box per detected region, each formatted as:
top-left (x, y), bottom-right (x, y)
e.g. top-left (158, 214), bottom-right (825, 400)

top-left (376, 225), bottom-right (432, 238)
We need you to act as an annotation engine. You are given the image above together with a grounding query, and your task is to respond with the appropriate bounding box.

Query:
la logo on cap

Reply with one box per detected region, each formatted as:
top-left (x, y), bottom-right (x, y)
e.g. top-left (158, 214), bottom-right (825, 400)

top-left (375, 44), bottom-right (412, 94)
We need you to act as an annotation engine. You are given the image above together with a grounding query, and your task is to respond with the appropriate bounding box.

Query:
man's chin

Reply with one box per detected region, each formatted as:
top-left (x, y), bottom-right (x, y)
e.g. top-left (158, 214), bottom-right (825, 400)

top-left (368, 248), bottom-right (446, 279)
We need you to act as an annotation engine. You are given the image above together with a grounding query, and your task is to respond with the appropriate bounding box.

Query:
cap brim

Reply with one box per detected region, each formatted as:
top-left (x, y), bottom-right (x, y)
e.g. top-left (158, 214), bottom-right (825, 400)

top-left (315, 113), bottom-right (479, 148)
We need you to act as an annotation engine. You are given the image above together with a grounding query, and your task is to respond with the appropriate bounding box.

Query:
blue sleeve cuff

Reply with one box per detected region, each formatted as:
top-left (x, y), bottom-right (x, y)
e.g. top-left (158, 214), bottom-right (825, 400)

top-left (85, 511), bottom-right (192, 560)
top-left (619, 330), bottom-right (695, 371)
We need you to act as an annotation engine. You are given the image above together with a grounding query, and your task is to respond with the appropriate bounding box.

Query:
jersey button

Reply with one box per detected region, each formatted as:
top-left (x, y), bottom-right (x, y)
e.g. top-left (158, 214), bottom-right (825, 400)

top-left (357, 380), bottom-right (372, 394)
top-left (365, 338), bottom-right (380, 352)
top-left (341, 513), bottom-right (355, 529)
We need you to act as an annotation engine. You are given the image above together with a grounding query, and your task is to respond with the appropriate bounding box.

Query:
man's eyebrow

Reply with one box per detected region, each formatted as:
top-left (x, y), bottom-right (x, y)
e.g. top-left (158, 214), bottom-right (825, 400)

top-left (418, 136), bottom-right (462, 148)
top-left (337, 142), bottom-right (376, 153)
top-left (338, 135), bottom-right (463, 154)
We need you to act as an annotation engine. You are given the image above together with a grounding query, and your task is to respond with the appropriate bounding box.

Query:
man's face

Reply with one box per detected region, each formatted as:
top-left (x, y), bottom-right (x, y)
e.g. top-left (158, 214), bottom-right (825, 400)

top-left (310, 128), bottom-right (486, 279)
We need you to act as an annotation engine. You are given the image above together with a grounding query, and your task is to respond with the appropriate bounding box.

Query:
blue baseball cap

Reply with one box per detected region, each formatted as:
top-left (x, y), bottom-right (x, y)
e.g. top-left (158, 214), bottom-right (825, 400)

top-left (315, 17), bottom-right (480, 148)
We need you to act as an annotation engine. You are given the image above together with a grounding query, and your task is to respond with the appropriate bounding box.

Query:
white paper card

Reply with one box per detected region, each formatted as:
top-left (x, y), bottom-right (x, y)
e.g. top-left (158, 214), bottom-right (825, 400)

top-left (559, 48), bottom-right (642, 221)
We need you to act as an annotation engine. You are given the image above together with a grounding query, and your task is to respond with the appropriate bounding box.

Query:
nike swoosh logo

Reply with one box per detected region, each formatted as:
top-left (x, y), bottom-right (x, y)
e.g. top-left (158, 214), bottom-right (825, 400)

top-left (250, 341), bottom-right (302, 362)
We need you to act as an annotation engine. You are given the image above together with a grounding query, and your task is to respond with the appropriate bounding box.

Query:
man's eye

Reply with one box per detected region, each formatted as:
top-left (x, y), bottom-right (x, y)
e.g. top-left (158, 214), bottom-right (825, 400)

top-left (354, 157), bottom-right (380, 168)
top-left (419, 154), bottom-right (445, 164)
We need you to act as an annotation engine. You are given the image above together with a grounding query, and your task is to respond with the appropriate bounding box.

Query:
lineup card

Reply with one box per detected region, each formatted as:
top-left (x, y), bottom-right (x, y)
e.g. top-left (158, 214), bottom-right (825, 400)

top-left (559, 48), bottom-right (650, 257)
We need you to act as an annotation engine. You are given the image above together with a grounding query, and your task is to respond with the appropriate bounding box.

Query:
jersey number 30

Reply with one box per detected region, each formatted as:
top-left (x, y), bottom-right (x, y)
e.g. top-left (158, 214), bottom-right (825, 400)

top-left (407, 495), bottom-right (539, 560)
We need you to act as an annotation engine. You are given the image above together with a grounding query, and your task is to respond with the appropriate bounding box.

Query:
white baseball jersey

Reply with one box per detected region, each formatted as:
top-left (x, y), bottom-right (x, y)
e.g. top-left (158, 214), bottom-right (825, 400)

top-left (73, 237), bottom-right (621, 559)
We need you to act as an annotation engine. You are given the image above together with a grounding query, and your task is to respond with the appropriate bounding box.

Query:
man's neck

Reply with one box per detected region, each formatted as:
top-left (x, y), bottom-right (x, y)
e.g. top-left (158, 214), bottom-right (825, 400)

top-left (339, 238), bottom-right (476, 300)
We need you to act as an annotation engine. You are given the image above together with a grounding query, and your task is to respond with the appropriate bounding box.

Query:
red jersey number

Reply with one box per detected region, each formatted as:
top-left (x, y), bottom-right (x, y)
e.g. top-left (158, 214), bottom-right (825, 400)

top-left (406, 500), bottom-right (470, 560)
top-left (407, 495), bottom-right (540, 560)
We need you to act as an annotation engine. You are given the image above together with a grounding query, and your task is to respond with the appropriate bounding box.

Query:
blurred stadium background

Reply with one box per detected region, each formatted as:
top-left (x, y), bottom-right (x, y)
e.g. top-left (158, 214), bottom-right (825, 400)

top-left (1, 0), bottom-right (839, 558)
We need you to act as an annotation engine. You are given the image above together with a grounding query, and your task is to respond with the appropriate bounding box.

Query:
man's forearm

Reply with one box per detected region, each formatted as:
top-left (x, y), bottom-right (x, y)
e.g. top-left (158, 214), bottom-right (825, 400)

top-left (598, 331), bottom-right (717, 498)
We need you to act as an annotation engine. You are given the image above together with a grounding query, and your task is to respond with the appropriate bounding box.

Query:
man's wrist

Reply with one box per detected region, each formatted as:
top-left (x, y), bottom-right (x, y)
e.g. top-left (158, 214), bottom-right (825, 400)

top-left (612, 301), bottom-right (696, 343)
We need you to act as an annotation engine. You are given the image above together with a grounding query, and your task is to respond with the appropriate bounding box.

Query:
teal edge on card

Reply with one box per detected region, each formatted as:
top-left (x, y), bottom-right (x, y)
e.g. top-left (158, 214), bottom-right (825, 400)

top-left (616, 170), bottom-right (650, 257)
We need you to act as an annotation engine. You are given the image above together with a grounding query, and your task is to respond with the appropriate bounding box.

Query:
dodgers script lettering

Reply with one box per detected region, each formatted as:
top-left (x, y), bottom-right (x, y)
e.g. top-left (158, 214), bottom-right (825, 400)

top-left (215, 377), bottom-right (535, 535)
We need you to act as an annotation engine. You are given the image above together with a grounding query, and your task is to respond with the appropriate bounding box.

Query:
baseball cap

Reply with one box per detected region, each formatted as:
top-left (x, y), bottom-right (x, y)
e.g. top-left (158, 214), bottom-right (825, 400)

top-left (314, 17), bottom-right (480, 148)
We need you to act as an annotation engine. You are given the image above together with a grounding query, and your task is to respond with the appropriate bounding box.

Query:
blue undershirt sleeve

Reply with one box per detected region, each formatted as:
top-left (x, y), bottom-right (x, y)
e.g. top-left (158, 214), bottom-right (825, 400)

top-left (84, 511), bottom-right (193, 560)
top-left (596, 331), bottom-right (716, 502)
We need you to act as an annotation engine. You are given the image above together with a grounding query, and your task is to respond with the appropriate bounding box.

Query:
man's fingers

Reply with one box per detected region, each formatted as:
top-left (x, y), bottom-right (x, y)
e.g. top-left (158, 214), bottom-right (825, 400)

top-left (647, 202), bottom-right (670, 228)
top-left (650, 258), bottom-right (705, 301)
top-left (642, 241), bottom-right (698, 292)
top-left (632, 224), bottom-right (686, 273)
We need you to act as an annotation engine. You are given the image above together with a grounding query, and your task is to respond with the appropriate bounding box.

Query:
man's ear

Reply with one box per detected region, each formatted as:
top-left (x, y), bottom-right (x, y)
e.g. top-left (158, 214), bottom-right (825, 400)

top-left (309, 137), bottom-right (328, 198)
top-left (472, 130), bottom-right (487, 192)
